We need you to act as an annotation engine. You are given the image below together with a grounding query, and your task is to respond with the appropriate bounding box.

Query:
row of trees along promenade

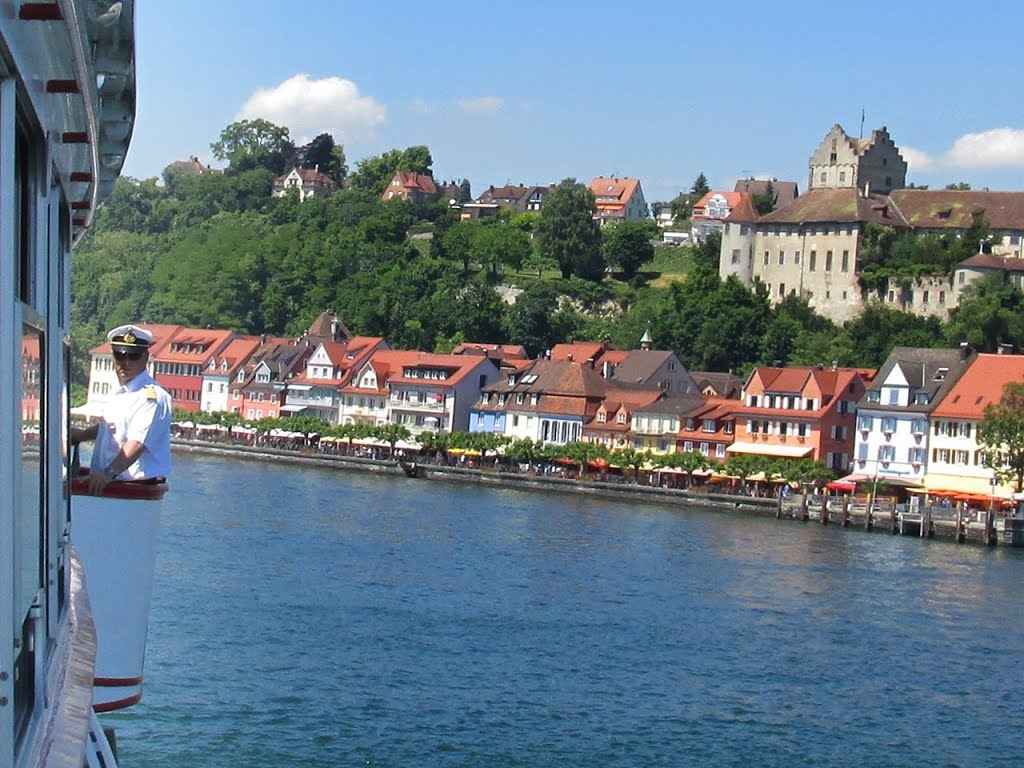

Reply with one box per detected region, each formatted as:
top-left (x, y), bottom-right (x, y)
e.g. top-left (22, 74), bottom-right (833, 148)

top-left (171, 408), bottom-right (1024, 547)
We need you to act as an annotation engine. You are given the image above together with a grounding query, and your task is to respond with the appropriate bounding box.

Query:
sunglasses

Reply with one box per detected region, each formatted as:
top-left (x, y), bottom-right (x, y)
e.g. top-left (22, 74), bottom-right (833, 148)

top-left (113, 349), bottom-right (144, 361)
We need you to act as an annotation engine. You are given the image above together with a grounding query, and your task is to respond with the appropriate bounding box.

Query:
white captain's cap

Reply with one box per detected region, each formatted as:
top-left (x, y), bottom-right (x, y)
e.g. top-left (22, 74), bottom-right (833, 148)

top-left (107, 323), bottom-right (153, 349)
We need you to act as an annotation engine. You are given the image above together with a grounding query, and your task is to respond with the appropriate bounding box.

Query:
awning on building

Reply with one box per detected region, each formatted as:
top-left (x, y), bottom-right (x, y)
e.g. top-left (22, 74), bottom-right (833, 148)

top-left (279, 404), bottom-right (308, 413)
top-left (726, 442), bottom-right (813, 459)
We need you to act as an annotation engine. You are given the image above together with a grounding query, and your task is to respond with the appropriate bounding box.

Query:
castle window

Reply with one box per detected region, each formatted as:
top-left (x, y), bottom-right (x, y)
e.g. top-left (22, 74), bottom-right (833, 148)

top-left (809, 251), bottom-right (817, 271)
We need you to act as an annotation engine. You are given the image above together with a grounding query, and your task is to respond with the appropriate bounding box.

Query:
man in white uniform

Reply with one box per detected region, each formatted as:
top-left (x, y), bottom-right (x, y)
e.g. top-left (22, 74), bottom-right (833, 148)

top-left (72, 324), bottom-right (172, 495)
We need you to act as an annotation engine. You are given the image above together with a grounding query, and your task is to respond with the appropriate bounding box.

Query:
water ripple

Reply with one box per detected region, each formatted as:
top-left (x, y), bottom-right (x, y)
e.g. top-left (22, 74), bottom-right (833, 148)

top-left (110, 454), bottom-right (1024, 767)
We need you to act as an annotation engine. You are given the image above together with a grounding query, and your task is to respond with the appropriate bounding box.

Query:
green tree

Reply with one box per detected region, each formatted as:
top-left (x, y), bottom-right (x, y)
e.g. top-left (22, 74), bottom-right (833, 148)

top-left (752, 180), bottom-right (775, 215)
top-left (611, 446), bottom-right (654, 483)
top-left (350, 146), bottom-right (434, 196)
top-left (439, 219), bottom-right (479, 272)
top-left (476, 223), bottom-right (532, 274)
top-left (94, 177), bottom-right (167, 233)
top-left (691, 173), bottom-right (710, 197)
top-left (502, 281), bottom-right (561, 356)
top-left (505, 438), bottom-right (544, 471)
top-left (298, 132), bottom-right (347, 183)
top-left (658, 450), bottom-right (712, 487)
top-left (211, 118), bottom-right (295, 174)
top-left (372, 423), bottom-right (413, 454)
top-left (536, 178), bottom-right (603, 280)
top-left (842, 305), bottom-right (944, 367)
top-left (978, 382), bottom-right (1024, 491)
top-left (724, 453), bottom-right (773, 491)
top-left (944, 274), bottom-right (1024, 353)
top-left (522, 252), bottom-right (558, 278)
top-left (602, 220), bottom-right (656, 279)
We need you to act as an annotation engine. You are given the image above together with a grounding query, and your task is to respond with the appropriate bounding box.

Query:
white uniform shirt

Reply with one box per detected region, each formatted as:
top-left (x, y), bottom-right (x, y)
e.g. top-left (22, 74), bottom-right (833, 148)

top-left (91, 370), bottom-right (173, 480)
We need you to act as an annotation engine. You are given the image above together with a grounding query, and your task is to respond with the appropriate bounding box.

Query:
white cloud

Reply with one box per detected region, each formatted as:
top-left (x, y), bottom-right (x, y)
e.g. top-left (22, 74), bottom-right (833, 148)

top-left (409, 97), bottom-right (440, 117)
top-left (942, 127), bottom-right (1024, 168)
top-left (236, 74), bottom-right (387, 146)
top-left (455, 96), bottom-right (504, 114)
top-left (899, 145), bottom-right (935, 172)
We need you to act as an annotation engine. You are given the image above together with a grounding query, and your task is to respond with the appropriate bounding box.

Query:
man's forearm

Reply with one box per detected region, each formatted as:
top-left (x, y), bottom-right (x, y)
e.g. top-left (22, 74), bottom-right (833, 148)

top-left (106, 439), bottom-right (146, 476)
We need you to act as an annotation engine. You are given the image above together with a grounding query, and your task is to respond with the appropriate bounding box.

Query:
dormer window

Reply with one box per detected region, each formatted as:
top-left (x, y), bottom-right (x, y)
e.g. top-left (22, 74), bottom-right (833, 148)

top-left (617, 412), bottom-right (627, 425)
top-left (934, 368), bottom-right (948, 381)
top-left (597, 412), bottom-right (607, 423)
top-left (237, 370), bottom-right (246, 382)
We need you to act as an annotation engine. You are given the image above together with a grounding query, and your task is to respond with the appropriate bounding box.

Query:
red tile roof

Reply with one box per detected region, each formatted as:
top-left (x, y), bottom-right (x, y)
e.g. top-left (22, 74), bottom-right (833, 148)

top-left (723, 192), bottom-right (759, 223)
top-left (931, 354), bottom-right (1024, 419)
top-left (549, 341), bottom-right (610, 363)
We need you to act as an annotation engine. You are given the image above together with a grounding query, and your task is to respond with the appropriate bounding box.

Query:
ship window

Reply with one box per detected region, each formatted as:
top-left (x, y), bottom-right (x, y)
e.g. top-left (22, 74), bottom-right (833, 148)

top-left (16, 322), bottom-right (46, 737)
top-left (16, 125), bottom-right (39, 305)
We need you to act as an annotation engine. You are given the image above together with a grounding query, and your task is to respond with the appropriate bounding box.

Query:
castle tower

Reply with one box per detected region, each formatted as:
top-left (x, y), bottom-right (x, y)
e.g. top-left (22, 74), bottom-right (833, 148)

top-left (808, 124), bottom-right (907, 195)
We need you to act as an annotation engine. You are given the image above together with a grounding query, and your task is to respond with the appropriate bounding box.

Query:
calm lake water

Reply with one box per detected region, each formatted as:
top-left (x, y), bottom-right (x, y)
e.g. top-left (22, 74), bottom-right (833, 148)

top-left (106, 452), bottom-right (1024, 767)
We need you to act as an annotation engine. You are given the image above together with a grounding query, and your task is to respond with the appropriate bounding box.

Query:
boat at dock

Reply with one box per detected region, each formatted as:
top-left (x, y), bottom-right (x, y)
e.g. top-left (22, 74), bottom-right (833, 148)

top-left (1, 3), bottom-right (152, 766)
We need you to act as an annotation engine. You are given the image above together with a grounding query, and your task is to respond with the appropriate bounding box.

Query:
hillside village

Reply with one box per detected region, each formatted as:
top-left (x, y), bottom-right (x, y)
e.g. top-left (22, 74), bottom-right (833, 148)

top-left (74, 305), bottom-right (1024, 502)
top-left (223, 121), bottom-right (1024, 328)
top-left (72, 121), bottom-right (1024, 503)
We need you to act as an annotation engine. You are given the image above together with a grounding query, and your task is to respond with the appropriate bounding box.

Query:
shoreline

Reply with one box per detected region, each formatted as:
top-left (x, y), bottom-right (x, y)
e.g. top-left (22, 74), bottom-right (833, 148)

top-left (170, 438), bottom-right (1019, 547)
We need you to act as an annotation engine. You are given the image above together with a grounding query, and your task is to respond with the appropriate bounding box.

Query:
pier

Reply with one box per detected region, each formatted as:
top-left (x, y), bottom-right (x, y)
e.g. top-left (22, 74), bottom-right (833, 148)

top-left (170, 438), bottom-right (1022, 547)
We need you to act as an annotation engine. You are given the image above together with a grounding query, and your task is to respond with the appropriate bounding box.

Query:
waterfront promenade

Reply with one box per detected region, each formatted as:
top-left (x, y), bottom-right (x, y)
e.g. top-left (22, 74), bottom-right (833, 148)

top-left (170, 436), bottom-right (1020, 547)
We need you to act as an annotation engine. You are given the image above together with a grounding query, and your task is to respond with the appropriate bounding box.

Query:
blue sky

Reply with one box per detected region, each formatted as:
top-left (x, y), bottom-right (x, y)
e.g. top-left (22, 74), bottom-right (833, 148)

top-left (123, 1), bottom-right (1024, 205)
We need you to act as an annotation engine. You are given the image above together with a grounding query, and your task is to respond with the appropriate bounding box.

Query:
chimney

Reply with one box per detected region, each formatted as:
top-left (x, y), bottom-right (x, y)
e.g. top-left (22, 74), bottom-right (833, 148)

top-left (959, 341), bottom-right (971, 360)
